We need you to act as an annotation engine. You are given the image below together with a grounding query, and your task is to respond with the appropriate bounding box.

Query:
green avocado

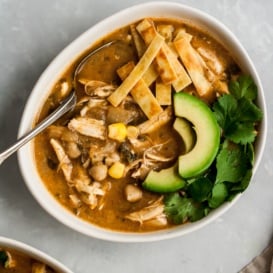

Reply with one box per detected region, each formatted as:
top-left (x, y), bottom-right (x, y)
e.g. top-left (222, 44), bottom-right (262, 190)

top-left (143, 164), bottom-right (185, 193)
top-left (174, 92), bottom-right (220, 178)
top-left (173, 117), bottom-right (195, 153)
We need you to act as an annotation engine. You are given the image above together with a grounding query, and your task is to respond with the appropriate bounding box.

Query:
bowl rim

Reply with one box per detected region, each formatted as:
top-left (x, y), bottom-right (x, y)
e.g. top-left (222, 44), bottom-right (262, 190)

top-left (0, 236), bottom-right (73, 272)
top-left (17, 1), bottom-right (267, 243)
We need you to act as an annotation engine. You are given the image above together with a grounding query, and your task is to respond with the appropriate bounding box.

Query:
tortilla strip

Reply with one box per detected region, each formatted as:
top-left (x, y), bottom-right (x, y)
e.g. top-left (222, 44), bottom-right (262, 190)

top-left (117, 62), bottom-right (163, 119)
top-left (136, 19), bottom-right (157, 44)
top-left (142, 64), bottom-right (158, 86)
top-left (212, 79), bottom-right (229, 94)
top-left (130, 24), bottom-right (146, 58)
top-left (116, 61), bottom-right (135, 80)
top-left (107, 34), bottom-right (164, 107)
top-left (174, 36), bottom-right (213, 96)
top-left (156, 79), bottom-right (172, 105)
top-left (164, 43), bottom-right (192, 92)
top-left (157, 24), bottom-right (174, 43)
top-left (166, 42), bottom-right (179, 57)
top-left (174, 28), bottom-right (193, 42)
top-left (137, 106), bottom-right (173, 134)
top-left (131, 81), bottom-right (163, 119)
top-left (129, 25), bottom-right (159, 86)
top-left (136, 19), bottom-right (178, 84)
top-left (155, 47), bottom-right (178, 84)
top-left (130, 24), bottom-right (159, 86)
top-left (136, 19), bottom-right (191, 90)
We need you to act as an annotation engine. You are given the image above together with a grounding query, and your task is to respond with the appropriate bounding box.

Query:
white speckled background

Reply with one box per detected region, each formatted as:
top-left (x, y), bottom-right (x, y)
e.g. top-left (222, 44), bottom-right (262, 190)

top-left (0, 0), bottom-right (272, 272)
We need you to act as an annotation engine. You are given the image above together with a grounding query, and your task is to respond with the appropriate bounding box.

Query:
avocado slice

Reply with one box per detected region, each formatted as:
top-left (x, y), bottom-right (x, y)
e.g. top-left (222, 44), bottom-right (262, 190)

top-left (143, 164), bottom-right (185, 193)
top-left (174, 92), bottom-right (220, 178)
top-left (173, 117), bottom-right (195, 153)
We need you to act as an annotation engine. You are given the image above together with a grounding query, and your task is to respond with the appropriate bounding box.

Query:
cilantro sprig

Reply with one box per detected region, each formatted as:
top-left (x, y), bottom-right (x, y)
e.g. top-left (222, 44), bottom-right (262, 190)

top-left (215, 140), bottom-right (249, 184)
top-left (213, 75), bottom-right (262, 144)
top-left (164, 193), bottom-right (205, 224)
top-left (164, 75), bottom-right (263, 224)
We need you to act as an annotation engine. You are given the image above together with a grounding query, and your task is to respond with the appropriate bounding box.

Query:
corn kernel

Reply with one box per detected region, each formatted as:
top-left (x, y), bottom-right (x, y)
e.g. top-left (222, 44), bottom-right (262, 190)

top-left (126, 126), bottom-right (139, 139)
top-left (108, 123), bottom-right (127, 142)
top-left (108, 162), bottom-right (125, 179)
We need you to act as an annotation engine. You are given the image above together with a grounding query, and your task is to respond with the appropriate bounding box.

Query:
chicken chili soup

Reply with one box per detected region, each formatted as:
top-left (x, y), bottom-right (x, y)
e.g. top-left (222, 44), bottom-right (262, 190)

top-left (0, 248), bottom-right (57, 273)
top-left (34, 18), bottom-right (262, 232)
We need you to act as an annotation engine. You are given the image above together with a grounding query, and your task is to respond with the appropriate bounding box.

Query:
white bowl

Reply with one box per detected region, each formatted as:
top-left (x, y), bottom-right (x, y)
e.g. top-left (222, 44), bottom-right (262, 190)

top-left (18, 2), bottom-right (267, 242)
top-left (0, 236), bottom-right (73, 272)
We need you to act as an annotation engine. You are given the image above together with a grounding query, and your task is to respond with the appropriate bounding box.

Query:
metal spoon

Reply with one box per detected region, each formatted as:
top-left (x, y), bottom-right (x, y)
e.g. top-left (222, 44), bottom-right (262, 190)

top-left (0, 40), bottom-right (116, 165)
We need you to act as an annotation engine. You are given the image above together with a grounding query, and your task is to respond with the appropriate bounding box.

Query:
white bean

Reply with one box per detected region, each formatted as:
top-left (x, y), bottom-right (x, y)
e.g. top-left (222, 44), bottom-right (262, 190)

top-left (89, 164), bottom-right (108, 181)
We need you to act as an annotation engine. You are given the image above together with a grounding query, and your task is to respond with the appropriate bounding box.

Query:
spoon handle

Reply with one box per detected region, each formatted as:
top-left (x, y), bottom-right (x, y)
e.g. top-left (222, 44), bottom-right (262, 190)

top-left (0, 91), bottom-right (77, 165)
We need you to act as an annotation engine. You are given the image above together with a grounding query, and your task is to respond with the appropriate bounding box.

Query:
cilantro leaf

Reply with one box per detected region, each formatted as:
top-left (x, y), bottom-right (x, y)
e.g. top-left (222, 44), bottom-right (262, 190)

top-left (246, 143), bottom-right (255, 166)
top-left (188, 177), bottom-right (213, 202)
top-left (0, 251), bottom-right (8, 266)
top-left (164, 193), bottom-right (204, 224)
top-left (229, 75), bottom-right (258, 100)
top-left (213, 94), bottom-right (238, 129)
top-left (230, 169), bottom-right (252, 192)
top-left (213, 76), bottom-right (262, 145)
top-left (208, 183), bottom-right (228, 208)
top-left (216, 142), bottom-right (248, 183)
top-left (237, 97), bottom-right (263, 122)
top-left (225, 121), bottom-right (257, 145)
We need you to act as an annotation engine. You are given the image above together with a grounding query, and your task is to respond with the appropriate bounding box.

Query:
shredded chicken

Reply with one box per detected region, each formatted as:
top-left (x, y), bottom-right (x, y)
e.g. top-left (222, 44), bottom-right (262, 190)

top-left (69, 194), bottom-right (82, 208)
top-left (84, 80), bottom-right (116, 97)
top-left (144, 152), bottom-right (175, 163)
top-left (87, 98), bottom-right (108, 108)
top-left (79, 98), bottom-right (107, 117)
top-left (47, 125), bottom-right (79, 142)
top-left (89, 141), bottom-right (118, 165)
top-left (145, 215), bottom-right (168, 227)
top-left (128, 136), bottom-right (153, 153)
top-left (50, 138), bottom-right (73, 182)
top-left (68, 117), bottom-right (106, 140)
top-left (126, 138), bottom-right (177, 179)
top-left (50, 139), bottom-right (108, 210)
top-left (197, 47), bottom-right (225, 75)
top-left (125, 197), bottom-right (167, 226)
top-left (144, 140), bottom-right (176, 165)
top-left (76, 96), bottom-right (90, 106)
top-left (128, 140), bottom-right (176, 180)
top-left (131, 162), bottom-right (151, 180)
top-left (72, 166), bottom-right (106, 210)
